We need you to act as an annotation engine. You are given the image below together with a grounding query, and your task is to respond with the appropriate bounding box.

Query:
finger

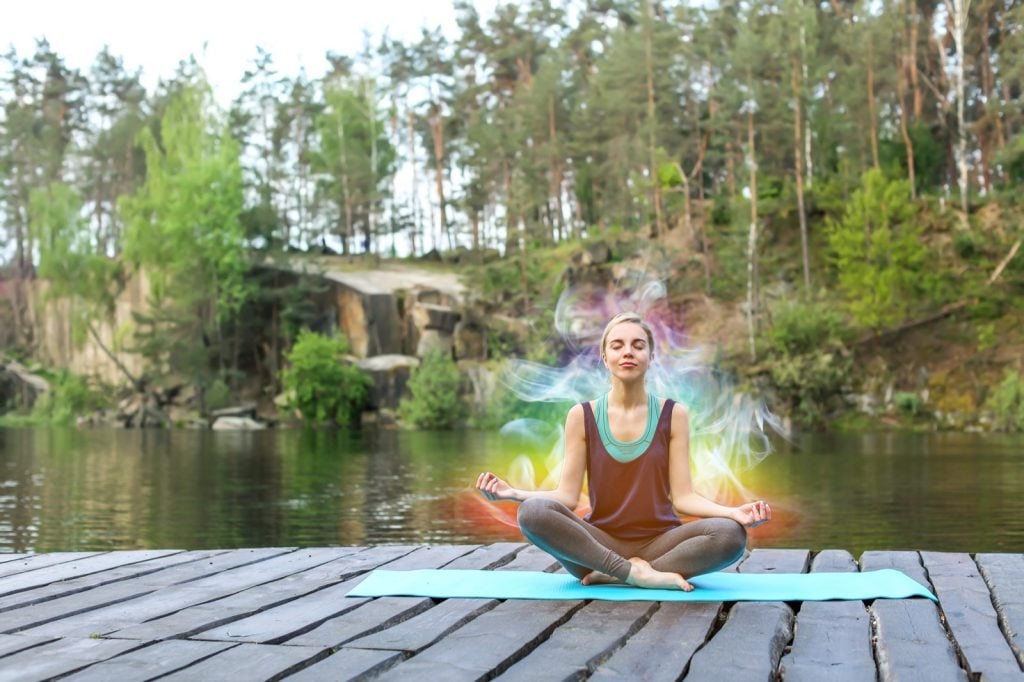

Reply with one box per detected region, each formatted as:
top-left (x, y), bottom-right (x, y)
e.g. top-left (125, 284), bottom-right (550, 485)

top-left (476, 473), bottom-right (485, 489)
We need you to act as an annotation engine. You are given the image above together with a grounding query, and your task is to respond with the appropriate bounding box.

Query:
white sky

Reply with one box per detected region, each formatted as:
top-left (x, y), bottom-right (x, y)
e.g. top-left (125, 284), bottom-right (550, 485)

top-left (3, 0), bottom-right (497, 103)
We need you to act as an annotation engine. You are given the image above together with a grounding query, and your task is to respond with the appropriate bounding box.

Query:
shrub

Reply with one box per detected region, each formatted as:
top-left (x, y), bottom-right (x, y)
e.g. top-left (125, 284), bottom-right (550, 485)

top-left (282, 330), bottom-right (370, 426)
top-left (769, 348), bottom-right (852, 428)
top-left (827, 169), bottom-right (932, 329)
top-left (893, 391), bottom-right (923, 417)
top-left (30, 371), bottom-right (111, 425)
top-left (767, 299), bottom-right (850, 356)
top-left (400, 350), bottom-right (466, 429)
top-left (986, 370), bottom-right (1024, 432)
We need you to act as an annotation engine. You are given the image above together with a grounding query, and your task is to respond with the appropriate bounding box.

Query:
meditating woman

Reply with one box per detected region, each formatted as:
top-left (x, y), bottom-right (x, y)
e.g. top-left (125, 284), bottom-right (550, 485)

top-left (476, 312), bottom-right (772, 590)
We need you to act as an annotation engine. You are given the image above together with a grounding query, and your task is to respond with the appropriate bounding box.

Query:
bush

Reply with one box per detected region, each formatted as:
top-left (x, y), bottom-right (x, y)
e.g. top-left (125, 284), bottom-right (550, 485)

top-left (282, 330), bottom-right (370, 426)
top-left (827, 169), bottom-right (933, 329)
top-left (400, 350), bottom-right (466, 429)
top-left (986, 369), bottom-right (1024, 432)
top-left (893, 391), bottom-right (923, 417)
top-left (769, 348), bottom-right (852, 428)
top-left (767, 299), bottom-right (850, 356)
top-left (30, 371), bottom-right (111, 425)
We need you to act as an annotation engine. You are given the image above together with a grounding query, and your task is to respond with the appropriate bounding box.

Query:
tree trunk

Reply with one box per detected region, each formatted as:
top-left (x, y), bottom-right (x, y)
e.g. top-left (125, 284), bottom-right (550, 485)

top-left (428, 106), bottom-right (450, 251)
top-left (406, 107), bottom-right (420, 256)
top-left (746, 103), bottom-right (760, 363)
top-left (791, 57), bottom-right (811, 293)
top-left (548, 94), bottom-right (565, 243)
top-left (945, 0), bottom-right (971, 224)
top-left (898, 53), bottom-right (918, 199)
top-left (867, 39), bottom-right (880, 169)
top-left (643, 0), bottom-right (663, 238)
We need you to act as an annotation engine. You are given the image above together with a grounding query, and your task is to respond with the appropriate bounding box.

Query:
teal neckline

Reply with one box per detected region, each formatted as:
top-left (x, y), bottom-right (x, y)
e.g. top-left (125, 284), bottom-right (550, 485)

top-left (595, 392), bottom-right (660, 463)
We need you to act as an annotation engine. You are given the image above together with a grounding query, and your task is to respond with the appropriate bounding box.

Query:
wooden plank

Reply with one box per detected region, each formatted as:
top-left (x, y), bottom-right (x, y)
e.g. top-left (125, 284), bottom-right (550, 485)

top-left (60, 640), bottom-right (237, 682)
top-left (22, 548), bottom-right (357, 638)
top-left (684, 548), bottom-right (802, 681)
top-left (863, 551), bottom-right (967, 682)
top-left (495, 600), bottom-right (656, 681)
top-left (0, 552), bottom-right (104, 580)
top-left (871, 600), bottom-right (968, 682)
top-left (157, 642), bottom-right (327, 681)
top-left (921, 551), bottom-right (1024, 680)
top-left (0, 633), bottom-right (55, 657)
top-left (810, 548), bottom-right (859, 573)
top-left (779, 549), bottom-right (875, 682)
top-left (339, 544), bottom-right (551, 653)
top-left (119, 545), bottom-right (432, 642)
top-left (0, 548), bottom-right (293, 634)
top-left (976, 553), bottom-right (1024, 667)
top-left (0, 554), bottom-right (31, 566)
top-left (589, 602), bottom-right (721, 681)
top-left (0, 637), bottom-right (144, 682)
top-left (860, 550), bottom-right (930, 588)
top-left (0, 549), bottom-right (230, 613)
top-left (0, 550), bottom-right (180, 597)
top-left (287, 545), bottom-right (553, 650)
top-left (283, 648), bottom-right (403, 682)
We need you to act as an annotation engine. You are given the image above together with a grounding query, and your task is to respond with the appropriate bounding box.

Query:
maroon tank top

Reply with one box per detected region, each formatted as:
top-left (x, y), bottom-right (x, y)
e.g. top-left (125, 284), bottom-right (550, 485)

top-left (582, 398), bottom-right (682, 539)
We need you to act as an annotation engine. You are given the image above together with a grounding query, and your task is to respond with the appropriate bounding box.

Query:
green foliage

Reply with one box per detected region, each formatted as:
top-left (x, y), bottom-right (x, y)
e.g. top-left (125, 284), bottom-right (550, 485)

top-left (893, 391), bottom-right (923, 417)
top-left (826, 169), bottom-right (933, 329)
top-left (29, 371), bottom-right (111, 426)
top-left (282, 330), bottom-right (370, 426)
top-left (976, 322), bottom-right (997, 351)
top-left (765, 298), bottom-right (853, 428)
top-left (766, 298), bottom-right (851, 356)
top-left (769, 348), bottom-right (852, 428)
top-left (120, 81), bottom-right (250, 388)
top-left (400, 350), bottom-right (466, 429)
top-left (986, 370), bottom-right (1024, 432)
top-left (204, 378), bottom-right (232, 412)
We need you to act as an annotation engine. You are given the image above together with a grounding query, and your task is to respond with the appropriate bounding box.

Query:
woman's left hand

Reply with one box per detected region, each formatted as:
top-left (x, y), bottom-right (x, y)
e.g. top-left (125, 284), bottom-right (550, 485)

top-left (731, 500), bottom-right (772, 528)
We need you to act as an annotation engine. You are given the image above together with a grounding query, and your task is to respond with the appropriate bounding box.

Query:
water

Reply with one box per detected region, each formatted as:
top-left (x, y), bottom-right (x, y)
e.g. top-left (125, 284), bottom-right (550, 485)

top-left (0, 427), bottom-right (1021, 555)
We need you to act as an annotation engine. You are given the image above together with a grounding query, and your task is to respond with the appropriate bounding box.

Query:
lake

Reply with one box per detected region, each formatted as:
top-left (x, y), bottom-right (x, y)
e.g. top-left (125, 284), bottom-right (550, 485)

top-left (0, 427), bottom-right (1021, 556)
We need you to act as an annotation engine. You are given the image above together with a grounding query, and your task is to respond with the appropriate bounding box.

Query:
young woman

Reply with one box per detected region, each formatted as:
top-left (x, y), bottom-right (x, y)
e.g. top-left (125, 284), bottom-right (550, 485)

top-left (476, 312), bottom-right (772, 590)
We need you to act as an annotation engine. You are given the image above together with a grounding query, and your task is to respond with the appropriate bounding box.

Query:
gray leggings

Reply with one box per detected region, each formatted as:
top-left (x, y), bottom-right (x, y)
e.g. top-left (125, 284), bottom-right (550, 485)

top-left (517, 497), bottom-right (747, 582)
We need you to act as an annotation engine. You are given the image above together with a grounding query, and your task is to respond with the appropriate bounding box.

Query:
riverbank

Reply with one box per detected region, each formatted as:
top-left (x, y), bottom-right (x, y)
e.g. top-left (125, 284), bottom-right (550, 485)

top-left (0, 544), bottom-right (1020, 680)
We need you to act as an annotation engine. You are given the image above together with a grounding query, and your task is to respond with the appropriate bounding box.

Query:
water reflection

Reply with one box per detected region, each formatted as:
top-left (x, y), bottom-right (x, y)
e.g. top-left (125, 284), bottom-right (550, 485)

top-left (0, 427), bottom-right (1021, 555)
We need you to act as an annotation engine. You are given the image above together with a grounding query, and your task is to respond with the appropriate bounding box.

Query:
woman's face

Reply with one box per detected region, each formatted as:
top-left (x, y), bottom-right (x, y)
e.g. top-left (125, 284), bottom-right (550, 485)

top-left (602, 322), bottom-right (652, 380)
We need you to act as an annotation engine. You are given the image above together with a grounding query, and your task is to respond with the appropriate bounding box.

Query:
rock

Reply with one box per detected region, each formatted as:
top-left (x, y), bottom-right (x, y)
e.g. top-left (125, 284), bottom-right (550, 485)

top-left (459, 361), bottom-right (498, 408)
top-left (211, 416), bottom-right (267, 430)
top-left (210, 403), bottom-right (258, 419)
top-left (167, 405), bottom-right (201, 427)
top-left (355, 354), bottom-right (420, 410)
top-left (405, 300), bottom-right (460, 355)
top-left (454, 321), bottom-right (487, 360)
top-left (416, 329), bottom-right (454, 358)
top-left (0, 361), bottom-right (50, 411)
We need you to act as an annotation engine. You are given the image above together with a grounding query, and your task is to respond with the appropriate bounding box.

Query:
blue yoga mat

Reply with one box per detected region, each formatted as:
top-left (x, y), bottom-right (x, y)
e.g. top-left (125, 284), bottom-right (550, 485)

top-left (347, 568), bottom-right (936, 602)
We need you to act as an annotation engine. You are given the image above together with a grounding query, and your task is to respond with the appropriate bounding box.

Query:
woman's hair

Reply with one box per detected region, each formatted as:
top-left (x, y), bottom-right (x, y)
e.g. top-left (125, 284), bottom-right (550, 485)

top-left (599, 312), bottom-right (655, 360)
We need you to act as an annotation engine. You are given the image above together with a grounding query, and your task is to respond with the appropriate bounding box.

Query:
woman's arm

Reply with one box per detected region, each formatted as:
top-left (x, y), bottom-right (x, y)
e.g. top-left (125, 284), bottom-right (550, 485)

top-left (477, 403), bottom-right (587, 510)
top-left (667, 403), bottom-right (771, 526)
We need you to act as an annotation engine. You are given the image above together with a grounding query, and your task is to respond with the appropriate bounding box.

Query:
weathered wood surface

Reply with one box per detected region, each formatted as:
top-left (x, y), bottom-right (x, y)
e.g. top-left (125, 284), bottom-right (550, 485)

top-left (0, 546), bottom-right (1019, 681)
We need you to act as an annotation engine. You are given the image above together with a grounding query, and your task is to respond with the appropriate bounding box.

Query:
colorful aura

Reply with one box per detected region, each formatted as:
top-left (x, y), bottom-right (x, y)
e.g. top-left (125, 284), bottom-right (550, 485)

top-left (466, 274), bottom-right (790, 539)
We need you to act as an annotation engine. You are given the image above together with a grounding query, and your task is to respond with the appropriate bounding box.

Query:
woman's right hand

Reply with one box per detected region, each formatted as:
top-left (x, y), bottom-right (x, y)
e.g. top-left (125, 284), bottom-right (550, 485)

top-left (476, 472), bottom-right (519, 501)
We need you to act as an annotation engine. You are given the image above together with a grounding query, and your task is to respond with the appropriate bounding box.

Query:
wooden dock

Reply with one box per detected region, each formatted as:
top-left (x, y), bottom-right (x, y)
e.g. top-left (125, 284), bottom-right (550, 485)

top-left (0, 544), bottom-right (1020, 681)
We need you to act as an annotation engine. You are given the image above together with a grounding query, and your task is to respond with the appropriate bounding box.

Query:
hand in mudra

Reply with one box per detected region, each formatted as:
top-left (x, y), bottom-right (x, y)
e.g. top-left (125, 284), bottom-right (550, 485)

top-left (476, 472), bottom-right (517, 501)
top-left (732, 500), bottom-right (772, 528)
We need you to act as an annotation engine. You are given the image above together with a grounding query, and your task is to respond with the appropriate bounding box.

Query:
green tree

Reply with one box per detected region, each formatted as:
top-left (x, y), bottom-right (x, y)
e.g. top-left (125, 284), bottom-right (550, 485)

top-left (826, 169), bottom-right (929, 328)
top-left (119, 79), bottom-right (249, 397)
top-left (400, 350), bottom-right (466, 429)
top-left (282, 330), bottom-right (370, 426)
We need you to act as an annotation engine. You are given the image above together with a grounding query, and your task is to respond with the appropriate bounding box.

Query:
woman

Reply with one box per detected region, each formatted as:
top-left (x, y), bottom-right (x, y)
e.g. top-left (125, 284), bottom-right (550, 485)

top-left (476, 312), bottom-right (772, 590)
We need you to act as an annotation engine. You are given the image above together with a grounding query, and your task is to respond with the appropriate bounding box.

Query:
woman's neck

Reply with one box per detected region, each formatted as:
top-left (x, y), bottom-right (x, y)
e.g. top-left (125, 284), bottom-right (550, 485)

top-left (608, 379), bottom-right (647, 410)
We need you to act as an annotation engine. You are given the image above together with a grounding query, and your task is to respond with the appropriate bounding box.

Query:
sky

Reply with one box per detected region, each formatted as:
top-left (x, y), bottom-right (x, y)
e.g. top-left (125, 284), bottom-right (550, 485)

top-left (3, 0), bottom-right (497, 103)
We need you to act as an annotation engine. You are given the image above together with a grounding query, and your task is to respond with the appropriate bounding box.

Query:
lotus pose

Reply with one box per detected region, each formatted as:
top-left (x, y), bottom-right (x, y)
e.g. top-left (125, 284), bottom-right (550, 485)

top-left (476, 312), bottom-right (771, 590)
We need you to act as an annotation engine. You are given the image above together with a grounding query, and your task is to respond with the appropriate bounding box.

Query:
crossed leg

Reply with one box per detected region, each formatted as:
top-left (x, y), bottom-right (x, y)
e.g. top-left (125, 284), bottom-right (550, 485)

top-left (516, 497), bottom-right (747, 590)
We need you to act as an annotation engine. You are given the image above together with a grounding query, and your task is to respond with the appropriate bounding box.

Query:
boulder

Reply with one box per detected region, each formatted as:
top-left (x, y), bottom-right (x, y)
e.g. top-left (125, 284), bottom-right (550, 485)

top-left (454, 321), bottom-right (487, 360)
top-left (355, 354), bottom-right (420, 410)
top-left (405, 300), bottom-right (460, 355)
top-left (416, 329), bottom-right (455, 358)
top-left (212, 416), bottom-right (267, 430)
top-left (0, 361), bottom-right (50, 411)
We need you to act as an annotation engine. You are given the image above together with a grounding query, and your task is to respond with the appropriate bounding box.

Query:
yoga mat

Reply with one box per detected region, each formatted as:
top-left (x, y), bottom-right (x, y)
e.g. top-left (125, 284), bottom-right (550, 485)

top-left (347, 568), bottom-right (936, 602)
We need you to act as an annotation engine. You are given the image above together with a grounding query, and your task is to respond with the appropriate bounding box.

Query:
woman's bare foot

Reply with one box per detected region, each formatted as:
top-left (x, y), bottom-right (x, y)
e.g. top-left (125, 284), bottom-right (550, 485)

top-left (581, 570), bottom-right (623, 586)
top-left (624, 558), bottom-right (693, 591)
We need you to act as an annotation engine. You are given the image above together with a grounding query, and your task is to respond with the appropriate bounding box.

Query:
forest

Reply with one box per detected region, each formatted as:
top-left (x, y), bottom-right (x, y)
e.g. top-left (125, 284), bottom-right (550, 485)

top-left (2, 0), bottom-right (1023, 430)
